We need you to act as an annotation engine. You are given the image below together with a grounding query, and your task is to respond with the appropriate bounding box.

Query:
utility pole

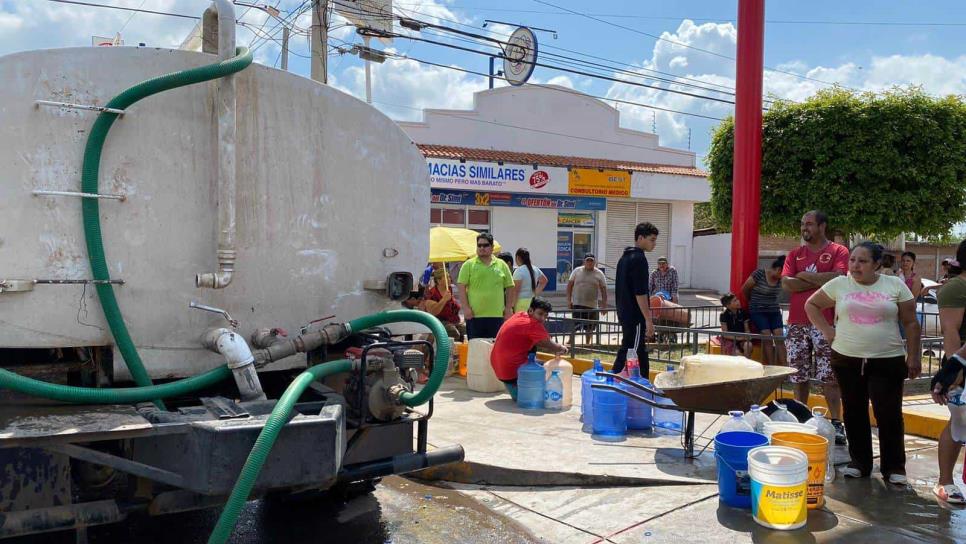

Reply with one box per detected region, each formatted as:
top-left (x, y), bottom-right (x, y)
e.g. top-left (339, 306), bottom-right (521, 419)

top-left (311, 0), bottom-right (328, 83)
top-left (281, 26), bottom-right (290, 70)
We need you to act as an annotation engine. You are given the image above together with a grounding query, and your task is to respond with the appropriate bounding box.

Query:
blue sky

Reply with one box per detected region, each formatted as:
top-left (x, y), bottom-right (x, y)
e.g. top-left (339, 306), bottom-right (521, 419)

top-left (4, 0), bottom-right (966, 167)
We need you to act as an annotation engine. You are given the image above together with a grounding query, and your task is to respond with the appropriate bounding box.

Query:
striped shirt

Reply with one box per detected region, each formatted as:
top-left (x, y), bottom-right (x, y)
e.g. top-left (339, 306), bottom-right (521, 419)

top-left (749, 269), bottom-right (782, 312)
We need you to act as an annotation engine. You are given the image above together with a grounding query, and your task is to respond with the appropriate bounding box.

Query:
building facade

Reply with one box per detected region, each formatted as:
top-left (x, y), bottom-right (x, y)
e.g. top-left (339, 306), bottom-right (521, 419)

top-left (397, 85), bottom-right (710, 290)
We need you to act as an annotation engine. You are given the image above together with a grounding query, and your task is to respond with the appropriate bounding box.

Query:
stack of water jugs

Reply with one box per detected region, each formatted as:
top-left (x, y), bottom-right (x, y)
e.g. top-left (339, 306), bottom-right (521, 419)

top-left (714, 400), bottom-right (837, 531)
top-left (580, 352), bottom-right (682, 437)
top-left (516, 353), bottom-right (573, 411)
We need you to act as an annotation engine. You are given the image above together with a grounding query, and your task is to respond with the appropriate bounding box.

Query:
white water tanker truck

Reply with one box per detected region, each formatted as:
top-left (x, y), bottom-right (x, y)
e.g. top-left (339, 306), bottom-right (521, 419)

top-left (0, 2), bottom-right (461, 541)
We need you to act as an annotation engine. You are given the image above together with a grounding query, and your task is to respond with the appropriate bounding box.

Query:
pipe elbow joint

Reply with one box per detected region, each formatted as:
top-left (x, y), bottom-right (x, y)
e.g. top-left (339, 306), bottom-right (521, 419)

top-left (195, 270), bottom-right (234, 289)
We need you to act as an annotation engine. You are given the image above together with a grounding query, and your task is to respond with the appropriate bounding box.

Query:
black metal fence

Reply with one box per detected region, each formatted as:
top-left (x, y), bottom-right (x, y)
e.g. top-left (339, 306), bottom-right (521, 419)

top-left (545, 306), bottom-right (945, 380)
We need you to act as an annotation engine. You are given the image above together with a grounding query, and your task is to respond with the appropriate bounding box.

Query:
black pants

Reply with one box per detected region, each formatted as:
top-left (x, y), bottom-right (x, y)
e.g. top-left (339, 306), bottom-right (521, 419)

top-left (830, 350), bottom-right (907, 476)
top-left (466, 317), bottom-right (503, 340)
top-left (613, 321), bottom-right (650, 376)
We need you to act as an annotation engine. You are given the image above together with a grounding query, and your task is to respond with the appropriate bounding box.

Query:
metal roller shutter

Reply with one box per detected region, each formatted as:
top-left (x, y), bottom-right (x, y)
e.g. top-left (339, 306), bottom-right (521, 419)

top-left (604, 200), bottom-right (671, 270)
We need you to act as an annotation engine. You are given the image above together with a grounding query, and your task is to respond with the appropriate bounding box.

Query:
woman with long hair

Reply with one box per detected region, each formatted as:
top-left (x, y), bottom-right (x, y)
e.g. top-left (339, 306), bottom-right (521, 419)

top-left (510, 248), bottom-right (548, 313)
top-left (805, 242), bottom-right (921, 483)
top-left (740, 255), bottom-right (787, 365)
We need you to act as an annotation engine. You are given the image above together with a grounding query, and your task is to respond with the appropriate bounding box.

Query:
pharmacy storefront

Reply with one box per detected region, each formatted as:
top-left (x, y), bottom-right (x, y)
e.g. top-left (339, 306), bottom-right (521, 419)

top-left (428, 158), bottom-right (632, 290)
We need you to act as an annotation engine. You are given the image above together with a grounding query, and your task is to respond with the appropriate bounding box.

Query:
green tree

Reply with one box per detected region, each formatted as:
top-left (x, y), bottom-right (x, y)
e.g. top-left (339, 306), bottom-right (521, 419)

top-left (707, 88), bottom-right (966, 239)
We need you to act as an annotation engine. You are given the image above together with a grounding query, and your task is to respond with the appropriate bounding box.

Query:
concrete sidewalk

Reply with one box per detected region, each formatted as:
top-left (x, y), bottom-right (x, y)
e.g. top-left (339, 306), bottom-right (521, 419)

top-left (416, 376), bottom-right (966, 543)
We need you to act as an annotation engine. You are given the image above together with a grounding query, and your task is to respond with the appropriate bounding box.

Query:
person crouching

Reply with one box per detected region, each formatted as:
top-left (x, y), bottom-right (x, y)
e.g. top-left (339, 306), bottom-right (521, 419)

top-left (490, 297), bottom-right (569, 401)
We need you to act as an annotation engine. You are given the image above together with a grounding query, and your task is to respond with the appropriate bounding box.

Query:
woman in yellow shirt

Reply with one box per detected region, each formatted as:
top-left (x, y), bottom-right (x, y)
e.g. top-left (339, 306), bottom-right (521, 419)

top-left (805, 241), bottom-right (921, 484)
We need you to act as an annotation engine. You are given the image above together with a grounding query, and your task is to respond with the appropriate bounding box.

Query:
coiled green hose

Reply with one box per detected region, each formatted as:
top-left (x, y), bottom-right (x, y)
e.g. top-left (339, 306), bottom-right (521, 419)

top-left (0, 366), bottom-right (230, 404)
top-left (209, 311), bottom-right (451, 544)
top-left (80, 47), bottom-right (253, 408)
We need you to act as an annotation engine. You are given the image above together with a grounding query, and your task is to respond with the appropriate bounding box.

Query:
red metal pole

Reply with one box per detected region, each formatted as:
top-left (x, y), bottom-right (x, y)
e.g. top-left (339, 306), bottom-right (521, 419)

top-left (729, 0), bottom-right (765, 298)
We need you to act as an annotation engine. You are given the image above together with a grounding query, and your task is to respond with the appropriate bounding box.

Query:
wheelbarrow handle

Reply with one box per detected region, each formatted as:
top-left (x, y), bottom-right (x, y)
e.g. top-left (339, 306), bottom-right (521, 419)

top-left (595, 371), bottom-right (663, 398)
top-left (590, 383), bottom-right (687, 412)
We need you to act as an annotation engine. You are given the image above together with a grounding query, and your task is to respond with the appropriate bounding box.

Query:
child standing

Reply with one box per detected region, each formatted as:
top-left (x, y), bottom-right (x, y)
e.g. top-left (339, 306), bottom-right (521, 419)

top-left (720, 293), bottom-right (753, 357)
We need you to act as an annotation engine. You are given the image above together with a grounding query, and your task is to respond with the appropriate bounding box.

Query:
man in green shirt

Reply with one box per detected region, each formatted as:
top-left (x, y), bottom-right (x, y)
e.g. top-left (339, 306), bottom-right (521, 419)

top-left (457, 232), bottom-right (515, 339)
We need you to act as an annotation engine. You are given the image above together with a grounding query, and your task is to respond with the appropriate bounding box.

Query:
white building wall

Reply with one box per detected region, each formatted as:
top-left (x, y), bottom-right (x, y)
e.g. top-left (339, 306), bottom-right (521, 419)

top-left (490, 207), bottom-right (557, 272)
top-left (691, 233), bottom-right (732, 294)
top-left (399, 86), bottom-right (697, 167)
top-left (669, 202), bottom-right (695, 287)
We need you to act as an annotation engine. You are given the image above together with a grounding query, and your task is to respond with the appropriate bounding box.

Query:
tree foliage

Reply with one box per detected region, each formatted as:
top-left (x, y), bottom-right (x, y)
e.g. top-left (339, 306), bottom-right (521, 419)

top-left (708, 88), bottom-right (966, 239)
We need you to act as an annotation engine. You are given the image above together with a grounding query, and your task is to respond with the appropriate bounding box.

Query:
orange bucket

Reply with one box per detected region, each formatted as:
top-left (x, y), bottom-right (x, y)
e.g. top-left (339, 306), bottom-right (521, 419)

top-left (456, 342), bottom-right (469, 377)
top-left (771, 432), bottom-right (829, 509)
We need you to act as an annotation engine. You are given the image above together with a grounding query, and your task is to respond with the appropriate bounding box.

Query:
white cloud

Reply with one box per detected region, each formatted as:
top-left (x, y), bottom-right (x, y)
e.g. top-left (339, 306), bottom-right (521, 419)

top-left (602, 18), bottom-right (966, 158)
top-left (335, 55), bottom-right (485, 121)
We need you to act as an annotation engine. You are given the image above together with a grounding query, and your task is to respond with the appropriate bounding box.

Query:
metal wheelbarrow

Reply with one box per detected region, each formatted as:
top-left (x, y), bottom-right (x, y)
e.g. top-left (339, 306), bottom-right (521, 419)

top-left (592, 366), bottom-right (795, 459)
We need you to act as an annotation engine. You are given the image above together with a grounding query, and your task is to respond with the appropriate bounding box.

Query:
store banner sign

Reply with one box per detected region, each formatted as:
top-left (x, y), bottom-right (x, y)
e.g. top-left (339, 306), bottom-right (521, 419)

top-left (568, 168), bottom-right (632, 197)
top-left (556, 232), bottom-right (574, 284)
top-left (557, 213), bottom-right (595, 227)
top-left (431, 189), bottom-right (606, 211)
top-left (427, 159), bottom-right (568, 194)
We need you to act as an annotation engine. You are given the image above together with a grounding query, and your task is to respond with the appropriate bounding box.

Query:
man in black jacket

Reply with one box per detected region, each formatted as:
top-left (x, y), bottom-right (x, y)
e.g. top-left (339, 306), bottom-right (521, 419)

top-left (613, 222), bottom-right (659, 374)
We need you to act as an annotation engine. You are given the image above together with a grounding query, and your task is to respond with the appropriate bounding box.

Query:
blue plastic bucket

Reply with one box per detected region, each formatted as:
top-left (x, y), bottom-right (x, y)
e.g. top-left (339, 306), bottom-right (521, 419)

top-left (715, 431), bottom-right (769, 509)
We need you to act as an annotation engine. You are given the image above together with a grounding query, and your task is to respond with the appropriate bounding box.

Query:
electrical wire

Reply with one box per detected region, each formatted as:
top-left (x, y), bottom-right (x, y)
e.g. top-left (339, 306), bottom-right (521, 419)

top-left (531, 0), bottom-right (861, 92)
top-left (45, 0), bottom-right (199, 19)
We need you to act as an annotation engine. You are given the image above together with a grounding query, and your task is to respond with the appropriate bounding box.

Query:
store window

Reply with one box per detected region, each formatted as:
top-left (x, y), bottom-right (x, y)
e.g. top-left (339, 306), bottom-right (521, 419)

top-left (556, 212), bottom-right (597, 284)
top-left (430, 206), bottom-right (490, 232)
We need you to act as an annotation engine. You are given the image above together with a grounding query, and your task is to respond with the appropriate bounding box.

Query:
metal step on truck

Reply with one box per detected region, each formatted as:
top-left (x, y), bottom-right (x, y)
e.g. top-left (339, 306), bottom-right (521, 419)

top-left (0, 2), bottom-right (461, 541)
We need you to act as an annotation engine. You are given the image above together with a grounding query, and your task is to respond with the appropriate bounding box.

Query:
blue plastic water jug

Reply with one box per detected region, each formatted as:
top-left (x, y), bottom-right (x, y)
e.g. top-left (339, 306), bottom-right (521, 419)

top-left (592, 376), bottom-right (627, 437)
top-left (624, 362), bottom-right (653, 431)
top-left (545, 370), bottom-right (564, 411)
top-left (653, 365), bottom-right (682, 432)
top-left (581, 359), bottom-right (605, 430)
top-left (517, 353), bottom-right (546, 409)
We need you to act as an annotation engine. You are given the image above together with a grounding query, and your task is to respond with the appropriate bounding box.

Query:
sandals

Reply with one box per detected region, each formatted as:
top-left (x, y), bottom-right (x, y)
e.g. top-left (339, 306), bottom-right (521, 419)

top-left (934, 483), bottom-right (966, 505)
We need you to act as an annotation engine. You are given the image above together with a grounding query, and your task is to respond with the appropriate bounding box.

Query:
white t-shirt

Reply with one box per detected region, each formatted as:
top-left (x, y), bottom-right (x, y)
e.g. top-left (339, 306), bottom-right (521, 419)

top-left (820, 274), bottom-right (914, 358)
top-left (513, 265), bottom-right (545, 299)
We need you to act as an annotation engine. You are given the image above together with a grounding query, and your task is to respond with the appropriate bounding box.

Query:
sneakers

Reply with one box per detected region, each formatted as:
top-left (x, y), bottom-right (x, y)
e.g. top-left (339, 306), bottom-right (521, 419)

top-left (840, 466), bottom-right (864, 478)
top-left (832, 419), bottom-right (847, 445)
top-left (887, 473), bottom-right (908, 485)
top-left (933, 483), bottom-right (966, 505)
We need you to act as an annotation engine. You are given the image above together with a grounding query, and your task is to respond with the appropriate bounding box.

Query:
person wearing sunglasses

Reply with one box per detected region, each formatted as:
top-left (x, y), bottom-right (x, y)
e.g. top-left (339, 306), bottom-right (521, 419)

top-left (457, 233), bottom-right (515, 339)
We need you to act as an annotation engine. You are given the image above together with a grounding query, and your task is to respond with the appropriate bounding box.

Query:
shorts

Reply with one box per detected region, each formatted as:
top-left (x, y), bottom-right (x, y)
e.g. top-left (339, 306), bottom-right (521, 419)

top-left (721, 338), bottom-right (752, 355)
top-left (500, 379), bottom-right (518, 401)
top-left (572, 305), bottom-right (600, 332)
top-left (749, 310), bottom-right (783, 332)
top-left (785, 324), bottom-right (836, 384)
top-left (466, 317), bottom-right (503, 340)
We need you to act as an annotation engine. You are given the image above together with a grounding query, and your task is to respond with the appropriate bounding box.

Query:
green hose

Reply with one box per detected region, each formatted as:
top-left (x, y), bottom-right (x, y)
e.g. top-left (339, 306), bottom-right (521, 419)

top-left (207, 359), bottom-right (353, 544)
top-left (210, 311), bottom-right (451, 543)
top-left (0, 366), bottom-right (230, 404)
top-left (80, 47), bottom-right (254, 408)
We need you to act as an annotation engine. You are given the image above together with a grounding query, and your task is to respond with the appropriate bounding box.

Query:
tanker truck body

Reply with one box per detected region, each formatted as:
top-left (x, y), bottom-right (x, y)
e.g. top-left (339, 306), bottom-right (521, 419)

top-left (0, 5), bottom-right (461, 540)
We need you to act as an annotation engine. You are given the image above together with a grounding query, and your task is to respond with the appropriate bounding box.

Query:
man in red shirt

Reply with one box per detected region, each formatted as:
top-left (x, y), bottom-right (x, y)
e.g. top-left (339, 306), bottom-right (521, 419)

top-left (782, 210), bottom-right (849, 443)
top-left (490, 298), bottom-right (569, 400)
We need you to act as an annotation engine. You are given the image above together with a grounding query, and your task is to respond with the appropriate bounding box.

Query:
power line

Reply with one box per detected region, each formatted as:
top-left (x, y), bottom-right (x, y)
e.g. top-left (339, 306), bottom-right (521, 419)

top-left (396, 3), bottom-right (966, 27)
top-left (531, 0), bottom-right (860, 92)
top-left (45, 0), bottom-right (199, 19)
top-left (374, 28), bottom-right (737, 105)
top-left (372, 50), bottom-right (723, 121)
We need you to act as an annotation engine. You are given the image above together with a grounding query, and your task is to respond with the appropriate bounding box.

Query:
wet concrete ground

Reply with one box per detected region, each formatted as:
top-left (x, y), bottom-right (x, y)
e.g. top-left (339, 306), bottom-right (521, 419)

top-left (11, 476), bottom-right (539, 544)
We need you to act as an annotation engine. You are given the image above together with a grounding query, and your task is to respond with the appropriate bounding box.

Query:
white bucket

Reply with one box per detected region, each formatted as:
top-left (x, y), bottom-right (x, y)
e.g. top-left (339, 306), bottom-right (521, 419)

top-left (748, 446), bottom-right (809, 530)
top-left (762, 422), bottom-right (817, 441)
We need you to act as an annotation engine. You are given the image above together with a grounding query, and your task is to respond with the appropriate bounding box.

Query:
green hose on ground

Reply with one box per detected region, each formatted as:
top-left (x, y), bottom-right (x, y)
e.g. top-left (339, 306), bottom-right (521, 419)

top-left (207, 359), bottom-right (353, 544)
top-left (0, 366), bottom-right (231, 404)
top-left (80, 47), bottom-right (254, 408)
top-left (209, 311), bottom-right (451, 543)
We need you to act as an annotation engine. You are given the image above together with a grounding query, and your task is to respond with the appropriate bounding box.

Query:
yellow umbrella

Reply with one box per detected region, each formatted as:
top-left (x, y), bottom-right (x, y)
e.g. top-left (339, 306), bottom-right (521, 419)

top-left (429, 227), bottom-right (502, 292)
top-left (429, 226), bottom-right (502, 262)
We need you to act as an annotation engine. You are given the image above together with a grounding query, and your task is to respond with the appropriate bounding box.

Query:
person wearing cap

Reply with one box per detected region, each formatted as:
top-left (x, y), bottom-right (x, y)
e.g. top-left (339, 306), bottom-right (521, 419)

top-left (648, 256), bottom-right (679, 303)
top-left (567, 253), bottom-right (608, 345)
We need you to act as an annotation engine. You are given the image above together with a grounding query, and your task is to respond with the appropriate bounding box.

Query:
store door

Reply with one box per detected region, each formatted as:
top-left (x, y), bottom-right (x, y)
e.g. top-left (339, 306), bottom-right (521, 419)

top-left (556, 212), bottom-right (596, 288)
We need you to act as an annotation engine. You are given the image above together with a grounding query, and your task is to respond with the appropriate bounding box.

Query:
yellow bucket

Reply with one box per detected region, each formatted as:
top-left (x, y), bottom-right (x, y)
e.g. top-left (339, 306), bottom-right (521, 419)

top-left (771, 431), bottom-right (829, 509)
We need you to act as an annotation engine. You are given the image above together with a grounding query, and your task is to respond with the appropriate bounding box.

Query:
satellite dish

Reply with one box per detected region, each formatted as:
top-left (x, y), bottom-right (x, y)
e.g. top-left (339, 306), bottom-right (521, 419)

top-left (503, 27), bottom-right (537, 87)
